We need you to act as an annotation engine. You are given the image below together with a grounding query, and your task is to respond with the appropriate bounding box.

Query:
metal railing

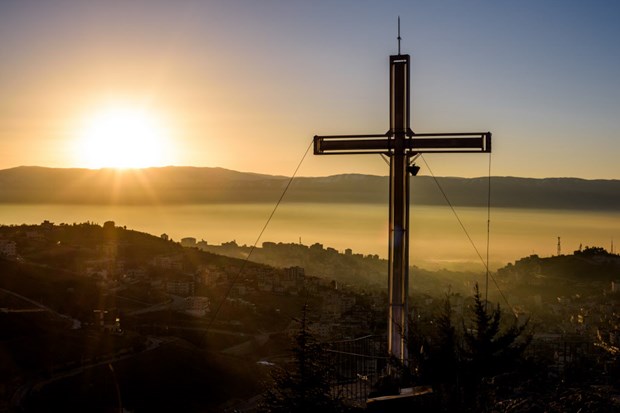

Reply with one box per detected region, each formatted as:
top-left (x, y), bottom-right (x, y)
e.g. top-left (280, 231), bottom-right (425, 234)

top-left (324, 335), bottom-right (388, 406)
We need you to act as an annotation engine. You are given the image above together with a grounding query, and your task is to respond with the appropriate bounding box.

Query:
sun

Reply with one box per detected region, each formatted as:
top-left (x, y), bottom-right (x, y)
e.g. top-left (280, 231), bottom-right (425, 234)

top-left (76, 106), bottom-right (174, 169)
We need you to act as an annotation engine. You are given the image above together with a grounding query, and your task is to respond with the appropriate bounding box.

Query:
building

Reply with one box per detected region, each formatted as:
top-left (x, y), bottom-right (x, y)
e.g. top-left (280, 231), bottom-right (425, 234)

top-left (25, 230), bottom-right (44, 240)
top-left (166, 279), bottom-right (195, 296)
top-left (152, 254), bottom-right (184, 270)
top-left (196, 265), bottom-right (224, 286)
top-left (184, 296), bottom-right (210, 317)
top-left (0, 240), bottom-right (17, 258)
top-left (278, 266), bottom-right (306, 294)
top-left (40, 220), bottom-right (54, 230)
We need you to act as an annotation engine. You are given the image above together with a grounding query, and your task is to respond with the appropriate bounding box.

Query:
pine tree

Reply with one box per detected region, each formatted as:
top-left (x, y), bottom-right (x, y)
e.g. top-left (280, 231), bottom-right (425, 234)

top-left (417, 286), bottom-right (531, 411)
top-left (461, 283), bottom-right (531, 409)
top-left (407, 296), bottom-right (463, 411)
top-left (260, 305), bottom-right (346, 413)
top-left (463, 284), bottom-right (529, 377)
top-left (435, 298), bottom-right (459, 381)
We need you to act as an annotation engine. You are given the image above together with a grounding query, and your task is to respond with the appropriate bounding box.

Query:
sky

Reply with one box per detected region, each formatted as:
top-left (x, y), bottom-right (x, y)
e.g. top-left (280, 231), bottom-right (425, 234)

top-left (1, 1), bottom-right (619, 179)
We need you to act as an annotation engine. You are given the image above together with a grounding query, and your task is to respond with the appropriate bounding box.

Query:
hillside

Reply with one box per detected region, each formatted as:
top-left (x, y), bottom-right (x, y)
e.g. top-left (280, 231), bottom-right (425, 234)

top-left (0, 223), bottom-right (318, 410)
top-left (0, 166), bottom-right (618, 210)
top-left (496, 246), bottom-right (620, 301)
top-left (2, 222), bottom-right (619, 410)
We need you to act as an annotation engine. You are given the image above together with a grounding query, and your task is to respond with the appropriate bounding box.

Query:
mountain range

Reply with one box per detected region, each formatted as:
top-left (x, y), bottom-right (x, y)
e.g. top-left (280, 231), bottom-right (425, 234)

top-left (0, 166), bottom-right (618, 210)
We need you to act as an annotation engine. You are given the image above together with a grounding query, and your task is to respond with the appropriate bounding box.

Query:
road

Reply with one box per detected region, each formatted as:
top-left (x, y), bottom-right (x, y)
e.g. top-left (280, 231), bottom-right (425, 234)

top-left (0, 287), bottom-right (81, 329)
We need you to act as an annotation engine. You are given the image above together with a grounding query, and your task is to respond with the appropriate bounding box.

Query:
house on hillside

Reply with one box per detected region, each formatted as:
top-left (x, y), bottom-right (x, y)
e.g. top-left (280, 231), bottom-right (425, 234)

top-left (25, 229), bottom-right (44, 240)
top-left (184, 296), bottom-right (210, 317)
top-left (152, 254), bottom-right (184, 270)
top-left (181, 237), bottom-right (197, 247)
top-left (166, 277), bottom-right (194, 296)
top-left (196, 265), bottom-right (224, 286)
top-left (0, 239), bottom-right (17, 258)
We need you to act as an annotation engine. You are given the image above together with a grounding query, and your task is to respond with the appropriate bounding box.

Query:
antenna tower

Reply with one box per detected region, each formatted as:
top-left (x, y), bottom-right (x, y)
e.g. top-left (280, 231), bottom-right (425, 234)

top-left (557, 236), bottom-right (561, 256)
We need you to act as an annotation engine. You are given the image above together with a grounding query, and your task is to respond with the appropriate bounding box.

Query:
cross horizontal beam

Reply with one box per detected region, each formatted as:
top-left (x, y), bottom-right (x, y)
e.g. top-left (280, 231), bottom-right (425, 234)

top-left (314, 132), bottom-right (491, 155)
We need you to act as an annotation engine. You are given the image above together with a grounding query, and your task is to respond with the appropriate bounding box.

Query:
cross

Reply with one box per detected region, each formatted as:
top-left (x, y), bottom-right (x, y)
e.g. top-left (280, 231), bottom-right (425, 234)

top-left (313, 52), bottom-right (491, 364)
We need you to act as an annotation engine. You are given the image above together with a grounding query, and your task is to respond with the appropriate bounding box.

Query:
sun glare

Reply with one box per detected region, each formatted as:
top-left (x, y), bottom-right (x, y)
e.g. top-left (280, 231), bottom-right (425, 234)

top-left (76, 106), bottom-right (173, 169)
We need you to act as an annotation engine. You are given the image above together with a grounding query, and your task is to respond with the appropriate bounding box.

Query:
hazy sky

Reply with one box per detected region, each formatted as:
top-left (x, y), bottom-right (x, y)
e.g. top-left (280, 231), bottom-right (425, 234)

top-left (1, 1), bottom-right (619, 179)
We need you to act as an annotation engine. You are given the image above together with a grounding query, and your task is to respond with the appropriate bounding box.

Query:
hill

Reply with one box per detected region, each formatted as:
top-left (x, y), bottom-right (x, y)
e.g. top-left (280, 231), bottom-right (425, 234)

top-left (2, 222), bottom-right (619, 410)
top-left (0, 166), bottom-right (618, 210)
top-left (498, 247), bottom-right (620, 283)
top-left (496, 246), bottom-right (620, 301)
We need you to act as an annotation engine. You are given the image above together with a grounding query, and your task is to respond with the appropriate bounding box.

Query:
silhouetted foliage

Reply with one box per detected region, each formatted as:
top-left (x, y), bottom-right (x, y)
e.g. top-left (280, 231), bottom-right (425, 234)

top-left (427, 298), bottom-right (461, 411)
top-left (412, 285), bottom-right (531, 412)
top-left (575, 245), bottom-right (610, 256)
top-left (461, 284), bottom-right (531, 409)
top-left (464, 285), bottom-right (530, 371)
top-left (260, 305), bottom-right (348, 413)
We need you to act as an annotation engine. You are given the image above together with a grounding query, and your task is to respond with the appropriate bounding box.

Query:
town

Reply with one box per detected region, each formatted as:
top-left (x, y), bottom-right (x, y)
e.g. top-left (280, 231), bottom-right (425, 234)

top-left (1, 221), bottom-right (619, 411)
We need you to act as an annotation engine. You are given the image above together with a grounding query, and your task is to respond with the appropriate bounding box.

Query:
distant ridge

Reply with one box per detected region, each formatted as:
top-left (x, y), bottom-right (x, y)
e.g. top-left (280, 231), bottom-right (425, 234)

top-left (0, 166), bottom-right (618, 210)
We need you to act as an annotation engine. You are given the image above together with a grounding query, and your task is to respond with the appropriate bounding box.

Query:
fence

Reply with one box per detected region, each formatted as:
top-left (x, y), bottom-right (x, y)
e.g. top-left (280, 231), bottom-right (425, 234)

top-left (325, 335), bottom-right (388, 406)
top-left (324, 334), bottom-right (617, 406)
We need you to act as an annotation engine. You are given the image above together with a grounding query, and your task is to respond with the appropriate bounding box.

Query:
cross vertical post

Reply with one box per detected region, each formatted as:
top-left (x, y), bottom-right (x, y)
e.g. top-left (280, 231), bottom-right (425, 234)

top-left (388, 54), bottom-right (410, 362)
top-left (313, 51), bottom-right (491, 366)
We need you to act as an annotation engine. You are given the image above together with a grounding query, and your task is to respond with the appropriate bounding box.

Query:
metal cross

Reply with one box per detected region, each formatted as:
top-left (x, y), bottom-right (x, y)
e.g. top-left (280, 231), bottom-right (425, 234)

top-left (313, 52), bottom-right (491, 364)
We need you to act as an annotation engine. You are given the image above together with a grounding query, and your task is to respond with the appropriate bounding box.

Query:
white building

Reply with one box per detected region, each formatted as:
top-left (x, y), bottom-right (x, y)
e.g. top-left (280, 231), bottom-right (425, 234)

top-left (184, 296), bottom-right (210, 317)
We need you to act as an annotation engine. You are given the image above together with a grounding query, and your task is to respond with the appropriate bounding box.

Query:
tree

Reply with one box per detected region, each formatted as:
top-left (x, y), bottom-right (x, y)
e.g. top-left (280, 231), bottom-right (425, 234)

top-left (414, 286), bottom-right (531, 411)
top-left (460, 284), bottom-right (531, 409)
top-left (427, 297), bottom-right (461, 411)
top-left (260, 305), bottom-right (347, 413)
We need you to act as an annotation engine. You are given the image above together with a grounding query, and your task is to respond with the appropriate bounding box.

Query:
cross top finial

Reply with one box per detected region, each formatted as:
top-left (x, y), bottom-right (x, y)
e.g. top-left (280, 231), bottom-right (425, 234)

top-left (397, 16), bottom-right (402, 55)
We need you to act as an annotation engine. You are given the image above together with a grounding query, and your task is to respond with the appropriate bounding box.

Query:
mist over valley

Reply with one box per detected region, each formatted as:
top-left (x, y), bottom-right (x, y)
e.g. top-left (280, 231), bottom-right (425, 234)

top-left (0, 166), bottom-right (617, 271)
